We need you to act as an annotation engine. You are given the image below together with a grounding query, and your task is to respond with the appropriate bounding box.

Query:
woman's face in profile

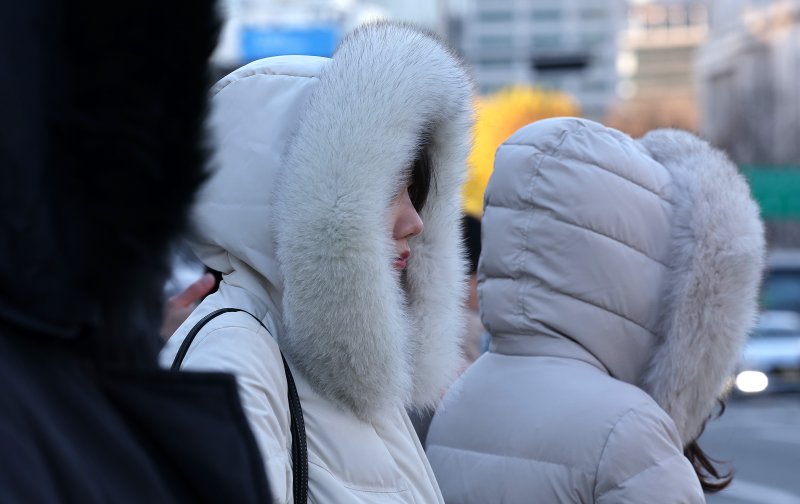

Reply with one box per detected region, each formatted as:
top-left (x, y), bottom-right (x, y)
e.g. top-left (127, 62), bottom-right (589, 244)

top-left (389, 183), bottom-right (423, 271)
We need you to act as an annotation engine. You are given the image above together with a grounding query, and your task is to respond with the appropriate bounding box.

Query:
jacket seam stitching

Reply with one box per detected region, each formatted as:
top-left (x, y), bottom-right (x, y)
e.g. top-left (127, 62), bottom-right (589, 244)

top-left (213, 73), bottom-right (320, 95)
top-left (596, 452), bottom-right (688, 501)
top-left (502, 142), bottom-right (674, 206)
top-left (491, 194), bottom-right (670, 268)
top-left (306, 460), bottom-right (411, 494)
top-left (531, 276), bottom-right (657, 335)
top-left (536, 209), bottom-right (670, 268)
top-left (569, 155), bottom-right (674, 205)
top-left (520, 129), bottom-right (572, 323)
top-left (183, 322), bottom-right (269, 362)
top-left (429, 444), bottom-right (579, 469)
top-left (593, 407), bottom-right (639, 502)
top-left (182, 320), bottom-right (296, 459)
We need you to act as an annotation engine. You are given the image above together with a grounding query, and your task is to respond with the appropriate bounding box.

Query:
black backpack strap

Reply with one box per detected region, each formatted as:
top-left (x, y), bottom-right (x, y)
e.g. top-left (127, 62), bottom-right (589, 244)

top-left (171, 307), bottom-right (309, 503)
top-left (281, 354), bottom-right (308, 504)
top-left (171, 308), bottom-right (242, 371)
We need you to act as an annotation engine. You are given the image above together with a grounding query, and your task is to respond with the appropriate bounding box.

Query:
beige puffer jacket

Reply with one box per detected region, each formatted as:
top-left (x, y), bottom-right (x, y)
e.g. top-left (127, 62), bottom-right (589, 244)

top-left (426, 118), bottom-right (765, 503)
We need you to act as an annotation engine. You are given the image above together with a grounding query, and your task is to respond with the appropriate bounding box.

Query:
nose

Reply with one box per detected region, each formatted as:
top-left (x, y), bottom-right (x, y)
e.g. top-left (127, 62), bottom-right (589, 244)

top-left (394, 190), bottom-right (424, 240)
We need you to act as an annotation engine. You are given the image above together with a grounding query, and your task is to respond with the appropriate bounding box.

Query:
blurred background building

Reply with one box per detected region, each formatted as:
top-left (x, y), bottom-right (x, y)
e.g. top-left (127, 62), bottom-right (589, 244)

top-left (454, 0), bottom-right (626, 119)
top-left (697, 0), bottom-right (800, 246)
top-left (212, 0), bottom-right (450, 75)
top-left (698, 0), bottom-right (800, 166)
top-left (212, 0), bottom-right (386, 74)
top-left (608, 0), bottom-right (709, 136)
top-left (207, 0), bottom-right (800, 247)
top-left (369, 0), bottom-right (449, 32)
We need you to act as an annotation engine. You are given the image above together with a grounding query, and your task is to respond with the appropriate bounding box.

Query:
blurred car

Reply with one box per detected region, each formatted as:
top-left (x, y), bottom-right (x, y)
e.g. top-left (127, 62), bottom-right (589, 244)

top-left (732, 310), bottom-right (800, 395)
top-left (760, 249), bottom-right (800, 314)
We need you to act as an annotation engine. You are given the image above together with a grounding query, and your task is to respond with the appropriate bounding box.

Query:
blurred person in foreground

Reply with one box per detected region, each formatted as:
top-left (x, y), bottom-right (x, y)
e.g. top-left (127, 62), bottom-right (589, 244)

top-left (426, 118), bottom-right (765, 503)
top-left (0, 0), bottom-right (270, 501)
top-left (159, 22), bottom-right (474, 503)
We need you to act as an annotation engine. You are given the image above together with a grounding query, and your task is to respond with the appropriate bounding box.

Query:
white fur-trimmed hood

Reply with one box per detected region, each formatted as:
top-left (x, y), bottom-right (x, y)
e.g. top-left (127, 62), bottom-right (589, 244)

top-left (193, 22), bottom-right (473, 421)
top-left (481, 118), bottom-right (764, 446)
top-left (275, 22), bottom-right (473, 420)
top-left (638, 129), bottom-right (765, 444)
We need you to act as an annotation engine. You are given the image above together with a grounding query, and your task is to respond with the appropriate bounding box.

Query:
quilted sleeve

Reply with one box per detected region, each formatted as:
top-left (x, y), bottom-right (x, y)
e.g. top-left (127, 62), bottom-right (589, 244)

top-left (595, 405), bottom-right (705, 504)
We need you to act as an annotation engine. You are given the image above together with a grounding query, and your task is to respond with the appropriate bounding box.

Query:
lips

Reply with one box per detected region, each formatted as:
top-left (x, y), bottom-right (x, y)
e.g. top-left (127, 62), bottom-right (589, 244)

top-left (394, 251), bottom-right (411, 270)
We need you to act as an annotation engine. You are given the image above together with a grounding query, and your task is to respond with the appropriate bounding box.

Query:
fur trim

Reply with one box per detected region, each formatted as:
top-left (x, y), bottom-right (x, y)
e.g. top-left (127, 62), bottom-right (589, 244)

top-left (274, 22), bottom-right (473, 420)
top-left (639, 130), bottom-right (765, 445)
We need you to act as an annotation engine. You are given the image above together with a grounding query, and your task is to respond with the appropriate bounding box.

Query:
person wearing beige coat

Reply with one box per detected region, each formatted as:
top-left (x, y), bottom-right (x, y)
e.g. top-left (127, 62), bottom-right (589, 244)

top-left (160, 23), bottom-right (474, 503)
top-left (427, 118), bottom-right (765, 503)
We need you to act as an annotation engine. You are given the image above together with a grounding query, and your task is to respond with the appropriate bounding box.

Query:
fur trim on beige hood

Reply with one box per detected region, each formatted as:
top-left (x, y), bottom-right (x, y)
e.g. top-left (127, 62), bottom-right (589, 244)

top-left (183, 22), bottom-right (474, 422)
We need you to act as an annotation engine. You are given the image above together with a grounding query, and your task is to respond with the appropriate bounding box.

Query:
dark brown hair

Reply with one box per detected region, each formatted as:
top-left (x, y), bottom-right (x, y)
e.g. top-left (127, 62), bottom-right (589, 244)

top-left (407, 132), bottom-right (435, 212)
top-left (684, 401), bottom-right (732, 493)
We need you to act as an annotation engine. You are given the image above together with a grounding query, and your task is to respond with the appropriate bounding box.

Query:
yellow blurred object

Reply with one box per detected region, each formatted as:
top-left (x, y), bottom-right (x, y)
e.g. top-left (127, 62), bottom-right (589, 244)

top-left (463, 86), bottom-right (579, 218)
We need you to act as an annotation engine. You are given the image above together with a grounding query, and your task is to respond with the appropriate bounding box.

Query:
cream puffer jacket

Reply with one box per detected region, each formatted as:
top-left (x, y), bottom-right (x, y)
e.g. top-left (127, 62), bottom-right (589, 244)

top-left (426, 118), bottom-right (765, 503)
top-left (160, 23), bottom-right (473, 503)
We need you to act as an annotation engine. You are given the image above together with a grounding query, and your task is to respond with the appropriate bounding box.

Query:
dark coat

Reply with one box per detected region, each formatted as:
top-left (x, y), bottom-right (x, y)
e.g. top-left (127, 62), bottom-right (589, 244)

top-left (0, 0), bottom-right (271, 501)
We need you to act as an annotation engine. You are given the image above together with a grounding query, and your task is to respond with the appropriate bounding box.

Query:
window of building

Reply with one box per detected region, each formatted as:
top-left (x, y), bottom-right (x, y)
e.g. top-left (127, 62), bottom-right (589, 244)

top-left (478, 57), bottom-right (514, 69)
top-left (536, 75), bottom-right (566, 91)
top-left (582, 80), bottom-right (609, 93)
top-left (479, 35), bottom-right (514, 47)
top-left (667, 5), bottom-right (689, 27)
top-left (646, 5), bottom-right (668, 28)
top-left (479, 82), bottom-right (505, 94)
top-left (580, 7), bottom-right (607, 21)
top-left (688, 5), bottom-right (708, 27)
top-left (581, 33), bottom-right (609, 46)
top-left (478, 10), bottom-right (513, 23)
top-left (532, 34), bottom-right (561, 49)
top-left (630, 6), bottom-right (648, 29)
top-left (531, 9), bottom-right (562, 22)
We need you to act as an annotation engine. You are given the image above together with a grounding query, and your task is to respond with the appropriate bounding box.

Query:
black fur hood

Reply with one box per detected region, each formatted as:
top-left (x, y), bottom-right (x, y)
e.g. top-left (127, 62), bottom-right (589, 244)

top-left (0, 0), bottom-right (219, 365)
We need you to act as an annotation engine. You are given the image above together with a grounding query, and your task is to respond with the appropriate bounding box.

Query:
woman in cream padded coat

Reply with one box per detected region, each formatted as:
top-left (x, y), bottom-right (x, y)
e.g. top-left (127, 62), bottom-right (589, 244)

top-left (160, 23), bottom-right (473, 503)
top-left (426, 118), bottom-right (765, 503)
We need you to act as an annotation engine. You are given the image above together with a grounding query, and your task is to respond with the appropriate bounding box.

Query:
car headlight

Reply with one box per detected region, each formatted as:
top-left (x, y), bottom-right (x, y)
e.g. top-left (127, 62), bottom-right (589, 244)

top-left (735, 370), bottom-right (769, 393)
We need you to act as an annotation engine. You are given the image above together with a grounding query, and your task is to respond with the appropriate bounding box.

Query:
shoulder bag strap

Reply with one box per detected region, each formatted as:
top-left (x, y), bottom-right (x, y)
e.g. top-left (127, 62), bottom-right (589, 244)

top-left (171, 307), bottom-right (309, 503)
